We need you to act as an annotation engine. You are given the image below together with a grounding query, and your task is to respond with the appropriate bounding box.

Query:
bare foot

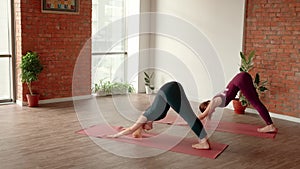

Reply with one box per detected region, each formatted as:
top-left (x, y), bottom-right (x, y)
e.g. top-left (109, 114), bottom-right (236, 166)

top-left (192, 142), bottom-right (210, 150)
top-left (132, 126), bottom-right (143, 138)
top-left (192, 138), bottom-right (210, 150)
top-left (257, 124), bottom-right (277, 133)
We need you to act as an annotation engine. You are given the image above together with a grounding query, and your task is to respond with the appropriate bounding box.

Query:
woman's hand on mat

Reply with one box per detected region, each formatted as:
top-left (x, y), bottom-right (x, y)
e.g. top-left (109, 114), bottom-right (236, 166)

top-left (132, 127), bottom-right (143, 138)
top-left (106, 133), bottom-right (121, 138)
top-left (106, 128), bottom-right (132, 138)
top-left (142, 121), bottom-right (153, 130)
top-left (199, 111), bottom-right (214, 121)
top-left (199, 97), bottom-right (220, 120)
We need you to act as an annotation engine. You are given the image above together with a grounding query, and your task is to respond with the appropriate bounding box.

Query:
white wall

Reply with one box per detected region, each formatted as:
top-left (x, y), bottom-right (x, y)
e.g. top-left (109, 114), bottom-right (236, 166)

top-left (145, 0), bottom-right (245, 101)
top-left (126, 0), bottom-right (155, 92)
top-left (125, 0), bottom-right (140, 90)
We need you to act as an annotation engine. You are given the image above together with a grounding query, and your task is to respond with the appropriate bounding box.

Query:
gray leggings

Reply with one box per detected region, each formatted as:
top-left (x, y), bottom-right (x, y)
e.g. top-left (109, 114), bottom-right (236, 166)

top-left (143, 81), bottom-right (207, 139)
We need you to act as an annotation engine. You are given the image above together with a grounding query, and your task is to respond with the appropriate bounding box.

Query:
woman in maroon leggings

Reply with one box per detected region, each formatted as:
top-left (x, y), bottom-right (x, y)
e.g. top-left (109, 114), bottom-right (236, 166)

top-left (199, 72), bottom-right (277, 133)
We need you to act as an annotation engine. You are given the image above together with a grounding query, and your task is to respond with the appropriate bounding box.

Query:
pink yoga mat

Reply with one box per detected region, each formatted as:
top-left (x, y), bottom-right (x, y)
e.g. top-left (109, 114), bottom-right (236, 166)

top-left (156, 113), bottom-right (277, 139)
top-left (76, 124), bottom-right (228, 159)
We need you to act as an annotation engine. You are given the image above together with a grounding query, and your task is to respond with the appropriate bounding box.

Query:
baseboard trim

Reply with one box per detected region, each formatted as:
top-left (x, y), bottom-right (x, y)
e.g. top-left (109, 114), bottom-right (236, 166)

top-left (39, 95), bottom-right (92, 104)
top-left (227, 103), bottom-right (300, 124)
top-left (16, 95), bottom-right (92, 106)
top-left (16, 100), bottom-right (24, 106)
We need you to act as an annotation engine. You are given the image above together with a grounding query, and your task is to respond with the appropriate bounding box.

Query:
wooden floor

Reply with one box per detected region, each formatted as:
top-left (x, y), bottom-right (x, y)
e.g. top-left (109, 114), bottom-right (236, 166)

top-left (0, 94), bottom-right (300, 169)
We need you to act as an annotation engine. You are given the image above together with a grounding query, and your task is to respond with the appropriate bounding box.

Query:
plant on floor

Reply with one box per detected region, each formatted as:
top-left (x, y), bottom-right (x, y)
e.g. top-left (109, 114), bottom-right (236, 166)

top-left (92, 79), bottom-right (135, 96)
top-left (92, 80), bottom-right (112, 96)
top-left (20, 51), bottom-right (43, 107)
top-left (239, 50), bottom-right (255, 73)
top-left (111, 82), bottom-right (135, 94)
top-left (233, 51), bottom-right (268, 113)
top-left (239, 51), bottom-right (268, 106)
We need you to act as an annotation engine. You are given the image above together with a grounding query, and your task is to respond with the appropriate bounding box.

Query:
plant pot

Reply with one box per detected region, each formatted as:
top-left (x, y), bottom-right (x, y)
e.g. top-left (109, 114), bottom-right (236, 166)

top-left (96, 90), bottom-right (108, 96)
top-left (26, 94), bottom-right (40, 107)
top-left (112, 88), bottom-right (128, 95)
top-left (232, 99), bottom-right (247, 114)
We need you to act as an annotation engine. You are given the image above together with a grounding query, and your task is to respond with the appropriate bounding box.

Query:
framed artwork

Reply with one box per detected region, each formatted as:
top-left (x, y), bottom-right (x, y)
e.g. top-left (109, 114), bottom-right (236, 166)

top-left (42, 0), bottom-right (79, 14)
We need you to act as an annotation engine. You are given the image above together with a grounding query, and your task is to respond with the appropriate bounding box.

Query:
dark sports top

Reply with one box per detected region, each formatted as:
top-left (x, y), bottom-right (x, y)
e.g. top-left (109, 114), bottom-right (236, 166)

top-left (212, 88), bottom-right (228, 108)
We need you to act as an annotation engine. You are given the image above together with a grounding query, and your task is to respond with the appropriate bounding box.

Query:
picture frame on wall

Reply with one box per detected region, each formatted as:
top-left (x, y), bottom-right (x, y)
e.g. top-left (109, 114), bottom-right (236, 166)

top-left (41, 0), bottom-right (79, 14)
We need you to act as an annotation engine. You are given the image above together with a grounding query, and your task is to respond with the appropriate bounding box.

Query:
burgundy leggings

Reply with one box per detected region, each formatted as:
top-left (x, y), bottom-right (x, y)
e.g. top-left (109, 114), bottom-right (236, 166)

top-left (225, 72), bottom-right (273, 125)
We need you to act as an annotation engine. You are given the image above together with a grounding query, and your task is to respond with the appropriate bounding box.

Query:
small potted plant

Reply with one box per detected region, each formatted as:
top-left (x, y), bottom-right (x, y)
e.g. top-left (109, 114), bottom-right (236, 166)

top-left (20, 51), bottom-right (43, 107)
top-left (111, 82), bottom-right (135, 95)
top-left (233, 51), bottom-right (268, 114)
top-left (92, 79), bottom-right (113, 96)
top-left (144, 72), bottom-right (154, 94)
top-left (92, 79), bottom-right (135, 96)
top-left (92, 81), bottom-right (105, 96)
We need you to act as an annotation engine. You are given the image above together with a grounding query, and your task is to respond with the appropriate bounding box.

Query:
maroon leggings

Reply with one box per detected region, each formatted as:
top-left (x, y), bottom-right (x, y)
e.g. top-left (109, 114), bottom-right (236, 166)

top-left (224, 72), bottom-right (273, 125)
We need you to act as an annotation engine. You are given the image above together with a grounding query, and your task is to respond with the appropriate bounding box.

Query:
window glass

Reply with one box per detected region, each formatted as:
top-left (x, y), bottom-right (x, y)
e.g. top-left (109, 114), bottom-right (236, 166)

top-left (0, 0), bottom-right (12, 102)
top-left (92, 0), bottom-right (126, 86)
top-left (0, 0), bottom-right (11, 54)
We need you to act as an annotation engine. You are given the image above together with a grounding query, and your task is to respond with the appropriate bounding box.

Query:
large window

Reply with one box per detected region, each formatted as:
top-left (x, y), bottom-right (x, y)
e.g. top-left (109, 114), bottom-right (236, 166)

top-left (92, 0), bottom-right (127, 86)
top-left (0, 0), bottom-right (13, 103)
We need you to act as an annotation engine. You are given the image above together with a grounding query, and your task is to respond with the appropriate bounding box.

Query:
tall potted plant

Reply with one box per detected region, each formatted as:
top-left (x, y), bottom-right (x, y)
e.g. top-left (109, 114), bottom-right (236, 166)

top-left (20, 51), bottom-right (43, 107)
top-left (233, 51), bottom-right (268, 114)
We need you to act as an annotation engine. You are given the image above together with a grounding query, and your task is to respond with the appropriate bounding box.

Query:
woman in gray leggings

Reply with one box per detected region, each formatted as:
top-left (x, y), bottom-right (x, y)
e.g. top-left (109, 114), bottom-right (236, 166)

top-left (108, 81), bottom-right (210, 150)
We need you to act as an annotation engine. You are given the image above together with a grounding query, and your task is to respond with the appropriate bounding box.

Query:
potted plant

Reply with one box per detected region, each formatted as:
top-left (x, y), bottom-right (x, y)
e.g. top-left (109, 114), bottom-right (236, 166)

top-left (111, 82), bottom-right (135, 95)
top-left (92, 80), bottom-right (106, 96)
top-left (233, 51), bottom-right (268, 114)
top-left (92, 79), bottom-right (135, 96)
top-left (144, 72), bottom-right (155, 94)
top-left (20, 51), bottom-right (43, 107)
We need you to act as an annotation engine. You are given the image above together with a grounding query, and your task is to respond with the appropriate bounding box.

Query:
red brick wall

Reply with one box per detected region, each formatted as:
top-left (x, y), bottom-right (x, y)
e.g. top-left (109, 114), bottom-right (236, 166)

top-left (16, 0), bottom-right (91, 102)
top-left (244, 0), bottom-right (300, 117)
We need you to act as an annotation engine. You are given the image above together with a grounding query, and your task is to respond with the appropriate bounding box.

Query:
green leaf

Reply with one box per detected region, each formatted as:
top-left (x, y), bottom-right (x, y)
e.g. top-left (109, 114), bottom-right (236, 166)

top-left (260, 80), bottom-right (268, 87)
top-left (239, 94), bottom-right (249, 106)
top-left (144, 71), bottom-right (154, 87)
top-left (240, 51), bottom-right (245, 60)
top-left (239, 51), bottom-right (255, 72)
top-left (254, 73), bottom-right (260, 85)
top-left (144, 72), bottom-right (150, 79)
top-left (248, 51), bottom-right (255, 64)
top-left (149, 73), bottom-right (153, 79)
top-left (20, 51), bottom-right (43, 83)
top-left (258, 86), bottom-right (268, 92)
